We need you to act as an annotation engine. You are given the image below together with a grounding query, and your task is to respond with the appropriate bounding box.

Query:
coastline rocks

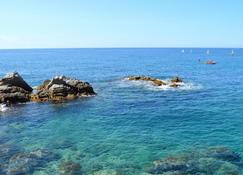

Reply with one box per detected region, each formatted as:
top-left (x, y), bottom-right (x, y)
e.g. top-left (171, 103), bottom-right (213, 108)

top-left (0, 72), bottom-right (32, 104)
top-left (146, 147), bottom-right (241, 175)
top-left (127, 76), bottom-right (183, 88)
top-left (58, 161), bottom-right (82, 175)
top-left (31, 75), bottom-right (96, 102)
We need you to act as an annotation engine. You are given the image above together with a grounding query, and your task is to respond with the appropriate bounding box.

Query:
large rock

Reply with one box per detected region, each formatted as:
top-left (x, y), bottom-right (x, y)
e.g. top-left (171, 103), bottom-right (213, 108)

top-left (0, 72), bottom-right (32, 104)
top-left (31, 75), bottom-right (96, 102)
top-left (127, 76), bottom-right (167, 86)
top-left (127, 76), bottom-right (183, 88)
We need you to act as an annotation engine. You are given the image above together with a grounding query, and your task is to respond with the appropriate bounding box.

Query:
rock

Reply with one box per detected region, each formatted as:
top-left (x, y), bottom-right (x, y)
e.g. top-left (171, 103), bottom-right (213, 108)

top-left (0, 144), bottom-right (21, 164)
top-left (216, 162), bottom-right (240, 175)
top-left (0, 72), bottom-right (32, 104)
top-left (146, 147), bottom-right (242, 175)
top-left (127, 76), bottom-right (183, 88)
top-left (6, 149), bottom-right (60, 175)
top-left (58, 161), bottom-right (82, 175)
top-left (127, 76), bottom-right (167, 86)
top-left (35, 79), bottom-right (51, 90)
top-left (170, 83), bottom-right (180, 88)
top-left (92, 169), bottom-right (122, 175)
top-left (206, 147), bottom-right (241, 163)
top-left (0, 72), bottom-right (32, 92)
top-left (147, 155), bottom-right (198, 174)
top-left (31, 76), bottom-right (96, 102)
top-left (170, 77), bottom-right (183, 83)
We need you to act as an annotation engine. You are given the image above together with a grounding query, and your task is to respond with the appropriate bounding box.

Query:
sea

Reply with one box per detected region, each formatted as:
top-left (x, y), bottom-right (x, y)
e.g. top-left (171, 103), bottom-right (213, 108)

top-left (0, 48), bottom-right (243, 174)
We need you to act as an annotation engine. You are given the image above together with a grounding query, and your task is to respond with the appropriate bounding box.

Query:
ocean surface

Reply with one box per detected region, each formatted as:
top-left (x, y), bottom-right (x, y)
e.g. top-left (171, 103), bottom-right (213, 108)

top-left (0, 48), bottom-right (243, 174)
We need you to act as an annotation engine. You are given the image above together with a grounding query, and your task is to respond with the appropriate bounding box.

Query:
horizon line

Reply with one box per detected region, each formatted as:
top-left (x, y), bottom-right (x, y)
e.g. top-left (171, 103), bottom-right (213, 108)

top-left (0, 46), bottom-right (242, 50)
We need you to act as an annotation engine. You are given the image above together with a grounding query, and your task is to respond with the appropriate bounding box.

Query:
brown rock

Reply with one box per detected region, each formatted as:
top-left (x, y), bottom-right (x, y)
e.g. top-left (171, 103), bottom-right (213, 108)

top-left (127, 76), bottom-right (167, 86)
top-left (171, 77), bottom-right (183, 83)
top-left (32, 76), bottom-right (96, 102)
top-left (0, 72), bottom-right (32, 104)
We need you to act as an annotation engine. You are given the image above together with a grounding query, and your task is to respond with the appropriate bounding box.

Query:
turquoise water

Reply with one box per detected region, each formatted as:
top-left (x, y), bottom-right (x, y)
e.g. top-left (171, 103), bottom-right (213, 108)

top-left (1, 48), bottom-right (243, 174)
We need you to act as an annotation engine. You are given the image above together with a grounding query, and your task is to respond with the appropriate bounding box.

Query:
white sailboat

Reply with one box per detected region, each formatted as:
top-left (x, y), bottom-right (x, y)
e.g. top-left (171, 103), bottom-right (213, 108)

top-left (181, 49), bottom-right (185, 53)
top-left (231, 49), bottom-right (234, 56)
top-left (206, 50), bottom-right (210, 55)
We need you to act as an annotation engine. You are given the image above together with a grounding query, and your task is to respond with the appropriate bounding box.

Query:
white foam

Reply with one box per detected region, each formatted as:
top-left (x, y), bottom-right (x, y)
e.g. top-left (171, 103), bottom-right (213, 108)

top-left (120, 78), bottom-right (202, 91)
top-left (0, 104), bottom-right (8, 112)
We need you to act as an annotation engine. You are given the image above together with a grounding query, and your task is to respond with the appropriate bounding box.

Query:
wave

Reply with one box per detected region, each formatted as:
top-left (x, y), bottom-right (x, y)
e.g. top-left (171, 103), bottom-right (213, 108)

top-left (119, 78), bottom-right (202, 91)
top-left (0, 104), bottom-right (9, 112)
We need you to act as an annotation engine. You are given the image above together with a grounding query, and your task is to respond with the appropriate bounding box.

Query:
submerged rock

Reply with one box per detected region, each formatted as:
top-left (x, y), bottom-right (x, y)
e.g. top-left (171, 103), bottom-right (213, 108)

top-left (0, 144), bottom-right (21, 164)
top-left (58, 161), bottom-right (82, 175)
top-left (92, 169), bottom-right (122, 175)
top-left (205, 147), bottom-right (241, 163)
top-left (0, 72), bottom-right (32, 104)
top-left (147, 155), bottom-right (198, 174)
top-left (146, 147), bottom-right (242, 175)
top-left (6, 149), bottom-right (60, 175)
top-left (31, 75), bottom-right (96, 102)
top-left (127, 76), bottom-right (183, 88)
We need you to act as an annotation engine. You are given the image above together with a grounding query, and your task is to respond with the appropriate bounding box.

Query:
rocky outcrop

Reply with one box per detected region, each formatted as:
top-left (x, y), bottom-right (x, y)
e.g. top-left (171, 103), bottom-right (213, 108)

top-left (31, 75), bottom-right (96, 102)
top-left (0, 72), bottom-right (32, 104)
top-left (127, 76), bottom-right (183, 88)
top-left (146, 147), bottom-right (241, 175)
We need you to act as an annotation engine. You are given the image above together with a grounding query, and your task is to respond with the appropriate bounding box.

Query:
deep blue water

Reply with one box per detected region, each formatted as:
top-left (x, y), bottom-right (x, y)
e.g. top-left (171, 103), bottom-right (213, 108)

top-left (1, 48), bottom-right (243, 174)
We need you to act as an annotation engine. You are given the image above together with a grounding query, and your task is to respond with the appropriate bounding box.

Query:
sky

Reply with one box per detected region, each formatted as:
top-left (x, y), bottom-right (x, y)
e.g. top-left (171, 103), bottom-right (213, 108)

top-left (0, 0), bottom-right (243, 49)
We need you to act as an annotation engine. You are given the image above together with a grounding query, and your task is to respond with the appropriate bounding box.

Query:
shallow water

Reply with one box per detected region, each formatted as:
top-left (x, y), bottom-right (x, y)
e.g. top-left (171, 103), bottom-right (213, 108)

top-left (0, 48), bottom-right (243, 174)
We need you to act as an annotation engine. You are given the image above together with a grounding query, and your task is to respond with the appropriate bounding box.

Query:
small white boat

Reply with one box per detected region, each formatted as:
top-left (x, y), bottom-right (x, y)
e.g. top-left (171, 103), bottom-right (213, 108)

top-left (206, 50), bottom-right (210, 55)
top-left (181, 49), bottom-right (185, 53)
top-left (231, 50), bottom-right (234, 56)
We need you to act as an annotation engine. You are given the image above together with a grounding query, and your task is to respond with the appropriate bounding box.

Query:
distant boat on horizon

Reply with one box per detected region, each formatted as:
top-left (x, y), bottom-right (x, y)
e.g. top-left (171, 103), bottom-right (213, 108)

top-left (206, 50), bottom-right (210, 55)
top-left (231, 49), bottom-right (234, 56)
top-left (181, 49), bottom-right (185, 53)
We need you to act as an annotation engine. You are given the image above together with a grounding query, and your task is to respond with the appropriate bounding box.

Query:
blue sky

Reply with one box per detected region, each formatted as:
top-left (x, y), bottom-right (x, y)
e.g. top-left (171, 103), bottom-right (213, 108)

top-left (0, 0), bottom-right (243, 48)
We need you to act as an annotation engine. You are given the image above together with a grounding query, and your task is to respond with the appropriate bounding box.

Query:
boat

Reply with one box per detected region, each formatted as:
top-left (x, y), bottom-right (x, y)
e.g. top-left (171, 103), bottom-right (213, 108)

top-left (181, 49), bottom-right (185, 53)
top-left (206, 50), bottom-right (210, 55)
top-left (206, 60), bottom-right (216, 65)
top-left (231, 50), bottom-right (234, 56)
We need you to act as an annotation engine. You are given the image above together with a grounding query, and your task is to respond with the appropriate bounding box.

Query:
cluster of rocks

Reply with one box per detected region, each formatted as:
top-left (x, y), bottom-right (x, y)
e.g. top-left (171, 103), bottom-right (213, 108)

top-left (0, 144), bottom-right (60, 175)
top-left (146, 147), bottom-right (242, 175)
top-left (0, 73), bottom-right (187, 106)
top-left (31, 75), bottom-right (96, 102)
top-left (127, 76), bottom-right (183, 88)
top-left (0, 72), bottom-right (96, 105)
